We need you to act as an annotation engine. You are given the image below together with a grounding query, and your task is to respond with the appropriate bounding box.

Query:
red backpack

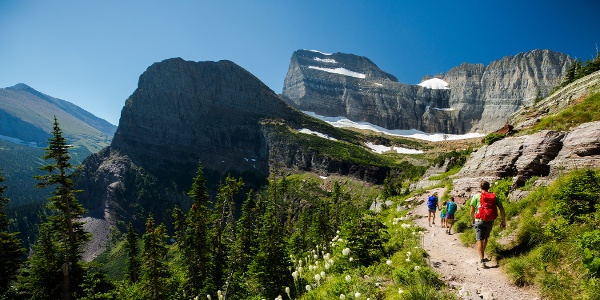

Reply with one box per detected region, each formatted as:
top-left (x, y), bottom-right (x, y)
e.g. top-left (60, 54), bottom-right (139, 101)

top-left (475, 191), bottom-right (498, 221)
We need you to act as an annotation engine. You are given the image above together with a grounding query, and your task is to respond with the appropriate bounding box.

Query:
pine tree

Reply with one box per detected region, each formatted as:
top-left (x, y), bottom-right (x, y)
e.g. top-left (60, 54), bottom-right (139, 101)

top-left (32, 116), bottom-right (90, 300)
top-left (124, 222), bottom-right (140, 283)
top-left (211, 174), bottom-right (244, 296)
top-left (19, 223), bottom-right (62, 299)
top-left (223, 189), bottom-right (258, 299)
top-left (247, 179), bottom-right (292, 299)
top-left (140, 215), bottom-right (170, 300)
top-left (184, 162), bottom-right (215, 295)
top-left (0, 172), bottom-right (25, 296)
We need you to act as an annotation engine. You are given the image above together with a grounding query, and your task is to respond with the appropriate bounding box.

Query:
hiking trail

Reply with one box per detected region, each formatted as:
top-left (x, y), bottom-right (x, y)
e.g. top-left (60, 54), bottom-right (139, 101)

top-left (412, 187), bottom-right (539, 300)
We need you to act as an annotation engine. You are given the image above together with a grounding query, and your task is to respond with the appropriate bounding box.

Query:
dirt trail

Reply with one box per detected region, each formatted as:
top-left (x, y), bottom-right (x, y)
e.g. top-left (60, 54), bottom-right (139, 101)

top-left (412, 187), bottom-right (539, 300)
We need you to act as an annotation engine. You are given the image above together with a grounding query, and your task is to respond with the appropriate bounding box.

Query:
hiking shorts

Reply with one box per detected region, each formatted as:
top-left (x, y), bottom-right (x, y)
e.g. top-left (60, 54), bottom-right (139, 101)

top-left (428, 206), bottom-right (436, 213)
top-left (474, 221), bottom-right (494, 240)
top-left (446, 213), bottom-right (455, 220)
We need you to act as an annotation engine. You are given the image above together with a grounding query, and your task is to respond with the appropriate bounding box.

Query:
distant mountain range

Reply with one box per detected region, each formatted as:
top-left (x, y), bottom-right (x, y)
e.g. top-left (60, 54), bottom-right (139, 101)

top-left (282, 49), bottom-right (572, 134)
top-left (0, 83), bottom-right (116, 206)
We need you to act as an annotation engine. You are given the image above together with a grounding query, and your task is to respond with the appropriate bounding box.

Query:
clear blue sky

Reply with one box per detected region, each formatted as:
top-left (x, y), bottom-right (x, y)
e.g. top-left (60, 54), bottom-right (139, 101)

top-left (1, 0), bottom-right (599, 125)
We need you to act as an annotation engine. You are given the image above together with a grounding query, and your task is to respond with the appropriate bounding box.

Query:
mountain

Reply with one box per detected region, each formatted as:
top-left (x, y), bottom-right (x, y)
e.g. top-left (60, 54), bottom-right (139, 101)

top-left (0, 83), bottom-right (116, 151)
top-left (0, 84), bottom-right (116, 203)
top-left (0, 84), bottom-right (117, 245)
top-left (282, 49), bottom-right (572, 134)
top-left (75, 58), bottom-right (394, 254)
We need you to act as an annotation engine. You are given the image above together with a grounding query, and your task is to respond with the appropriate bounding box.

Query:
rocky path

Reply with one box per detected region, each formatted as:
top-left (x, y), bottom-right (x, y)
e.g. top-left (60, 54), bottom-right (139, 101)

top-left (412, 187), bottom-right (539, 300)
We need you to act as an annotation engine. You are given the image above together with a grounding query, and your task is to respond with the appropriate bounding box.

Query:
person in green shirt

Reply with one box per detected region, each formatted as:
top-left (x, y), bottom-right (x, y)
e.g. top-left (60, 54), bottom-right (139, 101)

top-left (470, 181), bottom-right (506, 268)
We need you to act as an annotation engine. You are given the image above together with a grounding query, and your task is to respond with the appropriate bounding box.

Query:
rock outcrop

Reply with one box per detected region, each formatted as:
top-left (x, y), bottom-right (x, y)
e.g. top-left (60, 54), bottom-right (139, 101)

top-left (451, 122), bottom-right (600, 199)
top-left (282, 49), bottom-right (572, 134)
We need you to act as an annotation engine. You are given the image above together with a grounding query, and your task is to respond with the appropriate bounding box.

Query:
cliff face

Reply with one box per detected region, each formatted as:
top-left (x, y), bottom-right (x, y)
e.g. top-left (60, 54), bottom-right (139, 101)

top-left (451, 122), bottom-right (600, 199)
top-left (282, 50), bottom-right (455, 133)
top-left (282, 49), bottom-right (572, 134)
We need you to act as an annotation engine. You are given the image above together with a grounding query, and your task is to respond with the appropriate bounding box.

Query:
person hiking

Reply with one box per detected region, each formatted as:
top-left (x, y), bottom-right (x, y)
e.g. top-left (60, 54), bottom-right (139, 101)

top-left (445, 197), bottom-right (458, 235)
top-left (440, 201), bottom-right (448, 228)
top-left (470, 181), bottom-right (506, 268)
top-left (427, 192), bottom-right (440, 227)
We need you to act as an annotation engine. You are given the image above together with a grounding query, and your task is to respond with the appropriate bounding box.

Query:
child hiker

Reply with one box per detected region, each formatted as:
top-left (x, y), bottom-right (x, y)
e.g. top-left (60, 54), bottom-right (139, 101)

top-left (446, 197), bottom-right (458, 234)
top-left (440, 201), bottom-right (447, 228)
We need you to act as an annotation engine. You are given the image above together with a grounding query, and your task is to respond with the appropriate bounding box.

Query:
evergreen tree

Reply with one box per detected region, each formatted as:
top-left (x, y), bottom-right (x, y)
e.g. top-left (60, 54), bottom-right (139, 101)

top-left (124, 222), bottom-right (139, 284)
top-left (184, 162), bottom-right (215, 295)
top-left (247, 179), bottom-right (292, 299)
top-left (31, 116), bottom-right (90, 300)
top-left (0, 172), bottom-right (25, 296)
top-left (211, 174), bottom-right (244, 296)
top-left (223, 189), bottom-right (258, 299)
top-left (19, 223), bottom-right (62, 299)
top-left (140, 215), bottom-right (170, 300)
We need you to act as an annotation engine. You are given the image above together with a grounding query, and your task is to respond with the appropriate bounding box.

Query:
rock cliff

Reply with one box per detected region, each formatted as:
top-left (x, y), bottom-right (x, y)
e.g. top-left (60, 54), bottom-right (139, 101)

top-left (451, 122), bottom-right (600, 199)
top-left (282, 49), bottom-right (572, 134)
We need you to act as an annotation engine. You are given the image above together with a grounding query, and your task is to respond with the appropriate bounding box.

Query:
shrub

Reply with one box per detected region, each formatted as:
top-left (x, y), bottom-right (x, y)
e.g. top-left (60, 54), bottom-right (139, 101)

top-left (552, 169), bottom-right (600, 223)
top-left (484, 133), bottom-right (505, 145)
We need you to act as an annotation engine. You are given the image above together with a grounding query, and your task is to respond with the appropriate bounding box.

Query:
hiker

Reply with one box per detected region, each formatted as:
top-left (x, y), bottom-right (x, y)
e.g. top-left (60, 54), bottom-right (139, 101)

top-left (470, 181), bottom-right (506, 268)
top-left (427, 192), bottom-right (440, 227)
top-left (445, 197), bottom-right (458, 234)
top-left (440, 201), bottom-right (447, 228)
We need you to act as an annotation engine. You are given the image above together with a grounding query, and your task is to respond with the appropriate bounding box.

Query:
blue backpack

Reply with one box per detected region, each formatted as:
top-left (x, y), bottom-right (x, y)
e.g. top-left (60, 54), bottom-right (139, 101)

top-left (427, 195), bottom-right (437, 208)
top-left (446, 202), bottom-right (457, 214)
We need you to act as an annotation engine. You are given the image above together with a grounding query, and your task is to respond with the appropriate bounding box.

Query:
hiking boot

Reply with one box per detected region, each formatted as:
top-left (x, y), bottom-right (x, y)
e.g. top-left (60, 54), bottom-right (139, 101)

top-left (479, 260), bottom-right (487, 269)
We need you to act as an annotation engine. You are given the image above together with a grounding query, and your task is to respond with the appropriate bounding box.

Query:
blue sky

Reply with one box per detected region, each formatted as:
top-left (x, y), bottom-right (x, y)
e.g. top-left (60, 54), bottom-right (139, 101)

top-left (1, 0), bottom-right (599, 125)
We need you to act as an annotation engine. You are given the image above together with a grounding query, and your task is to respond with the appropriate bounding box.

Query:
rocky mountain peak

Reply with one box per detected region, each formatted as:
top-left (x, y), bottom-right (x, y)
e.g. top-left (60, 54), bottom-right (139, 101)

top-left (282, 49), bottom-right (572, 134)
top-left (112, 58), bottom-right (299, 181)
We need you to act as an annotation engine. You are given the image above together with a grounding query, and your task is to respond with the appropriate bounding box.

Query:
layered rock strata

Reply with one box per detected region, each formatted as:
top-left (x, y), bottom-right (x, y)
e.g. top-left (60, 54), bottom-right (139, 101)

top-left (282, 49), bottom-right (572, 134)
top-left (451, 122), bottom-right (600, 199)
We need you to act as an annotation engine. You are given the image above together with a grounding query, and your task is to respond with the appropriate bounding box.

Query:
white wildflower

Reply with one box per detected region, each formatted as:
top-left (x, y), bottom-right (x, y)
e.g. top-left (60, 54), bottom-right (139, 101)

top-left (355, 292), bottom-right (361, 298)
top-left (349, 257), bottom-right (354, 262)
top-left (386, 259), bottom-right (392, 265)
top-left (305, 285), bottom-right (311, 291)
top-left (339, 294), bottom-right (346, 299)
top-left (342, 248), bottom-right (351, 256)
top-left (398, 288), bottom-right (404, 294)
top-left (320, 271), bottom-right (326, 278)
top-left (345, 275), bottom-right (352, 282)
top-left (414, 265), bottom-right (421, 271)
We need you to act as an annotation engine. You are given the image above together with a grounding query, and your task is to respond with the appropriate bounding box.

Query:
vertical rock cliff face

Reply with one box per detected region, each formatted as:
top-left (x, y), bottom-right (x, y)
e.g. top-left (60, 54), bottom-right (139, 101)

top-left (78, 58), bottom-right (302, 231)
top-left (282, 50), bottom-right (455, 133)
top-left (446, 50), bottom-right (572, 132)
top-left (282, 49), bottom-right (572, 134)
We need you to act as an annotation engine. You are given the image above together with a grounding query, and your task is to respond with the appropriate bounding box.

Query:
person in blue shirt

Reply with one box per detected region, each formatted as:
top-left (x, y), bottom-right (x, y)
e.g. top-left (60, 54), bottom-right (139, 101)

top-left (427, 192), bottom-right (440, 227)
top-left (445, 197), bottom-right (458, 235)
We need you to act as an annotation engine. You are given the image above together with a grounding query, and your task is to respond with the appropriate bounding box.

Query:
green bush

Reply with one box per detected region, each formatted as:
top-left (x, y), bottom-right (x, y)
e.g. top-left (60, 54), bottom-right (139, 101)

top-left (484, 133), bottom-right (505, 145)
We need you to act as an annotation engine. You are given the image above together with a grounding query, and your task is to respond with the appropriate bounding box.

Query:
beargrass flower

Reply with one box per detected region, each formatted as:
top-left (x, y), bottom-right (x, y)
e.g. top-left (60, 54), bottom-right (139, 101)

top-left (355, 292), bottom-right (361, 298)
top-left (386, 259), bottom-right (392, 265)
top-left (342, 248), bottom-right (351, 256)
top-left (345, 275), bottom-right (352, 282)
top-left (305, 285), bottom-right (311, 291)
top-left (414, 266), bottom-right (421, 271)
top-left (340, 294), bottom-right (346, 299)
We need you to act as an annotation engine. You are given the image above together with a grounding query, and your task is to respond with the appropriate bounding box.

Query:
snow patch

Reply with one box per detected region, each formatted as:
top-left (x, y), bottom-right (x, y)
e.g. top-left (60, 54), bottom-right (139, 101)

top-left (298, 128), bottom-right (338, 141)
top-left (302, 111), bottom-right (484, 142)
top-left (418, 78), bottom-right (449, 89)
top-left (365, 142), bottom-right (424, 154)
top-left (308, 66), bottom-right (366, 79)
top-left (319, 176), bottom-right (328, 180)
top-left (314, 57), bottom-right (337, 63)
top-left (307, 49), bottom-right (333, 55)
top-left (374, 83), bottom-right (383, 86)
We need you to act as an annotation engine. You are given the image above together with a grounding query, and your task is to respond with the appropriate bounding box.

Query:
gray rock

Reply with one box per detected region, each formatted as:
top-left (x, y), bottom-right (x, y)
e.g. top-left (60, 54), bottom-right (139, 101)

top-left (282, 49), bottom-right (572, 134)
